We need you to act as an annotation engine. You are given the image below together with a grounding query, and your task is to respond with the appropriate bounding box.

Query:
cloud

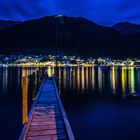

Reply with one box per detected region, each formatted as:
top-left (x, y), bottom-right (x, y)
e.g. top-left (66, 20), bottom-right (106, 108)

top-left (0, 0), bottom-right (140, 25)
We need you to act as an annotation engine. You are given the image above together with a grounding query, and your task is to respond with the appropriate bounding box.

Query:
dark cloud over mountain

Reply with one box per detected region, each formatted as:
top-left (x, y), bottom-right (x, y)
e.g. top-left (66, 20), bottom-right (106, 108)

top-left (0, 0), bottom-right (140, 25)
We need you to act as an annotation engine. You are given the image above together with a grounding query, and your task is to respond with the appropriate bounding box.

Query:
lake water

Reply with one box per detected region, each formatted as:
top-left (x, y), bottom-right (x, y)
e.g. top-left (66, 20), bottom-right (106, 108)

top-left (0, 66), bottom-right (140, 140)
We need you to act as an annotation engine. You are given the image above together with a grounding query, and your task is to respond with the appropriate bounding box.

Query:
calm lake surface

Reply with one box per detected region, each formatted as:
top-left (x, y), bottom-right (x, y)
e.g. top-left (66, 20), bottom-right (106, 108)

top-left (1, 66), bottom-right (140, 140)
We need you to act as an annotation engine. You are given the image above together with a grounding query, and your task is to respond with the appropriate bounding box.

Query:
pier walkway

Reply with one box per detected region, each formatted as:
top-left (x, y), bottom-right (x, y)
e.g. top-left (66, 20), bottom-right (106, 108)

top-left (19, 76), bottom-right (75, 140)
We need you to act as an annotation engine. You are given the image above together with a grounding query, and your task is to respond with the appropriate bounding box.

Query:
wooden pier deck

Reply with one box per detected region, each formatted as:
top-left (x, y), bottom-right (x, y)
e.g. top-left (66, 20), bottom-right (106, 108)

top-left (19, 77), bottom-right (75, 140)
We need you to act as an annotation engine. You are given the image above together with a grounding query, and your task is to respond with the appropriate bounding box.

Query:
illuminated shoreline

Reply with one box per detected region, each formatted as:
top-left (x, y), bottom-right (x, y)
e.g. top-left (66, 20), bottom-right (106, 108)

top-left (0, 63), bottom-right (139, 67)
top-left (0, 55), bottom-right (140, 67)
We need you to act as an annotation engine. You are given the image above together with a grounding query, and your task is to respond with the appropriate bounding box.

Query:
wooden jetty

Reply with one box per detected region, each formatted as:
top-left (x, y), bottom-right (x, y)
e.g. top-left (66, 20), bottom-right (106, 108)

top-left (19, 76), bottom-right (75, 140)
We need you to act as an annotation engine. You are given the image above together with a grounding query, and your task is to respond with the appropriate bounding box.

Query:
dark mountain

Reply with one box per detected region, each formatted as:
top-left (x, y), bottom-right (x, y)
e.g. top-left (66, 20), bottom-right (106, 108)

top-left (113, 22), bottom-right (140, 34)
top-left (0, 15), bottom-right (139, 58)
top-left (113, 22), bottom-right (140, 54)
top-left (0, 20), bottom-right (21, 29)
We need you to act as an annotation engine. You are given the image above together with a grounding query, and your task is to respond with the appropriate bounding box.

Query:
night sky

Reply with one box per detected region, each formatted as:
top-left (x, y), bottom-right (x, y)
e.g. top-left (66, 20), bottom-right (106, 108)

top-left (0, 0), bottom-right (140, 26)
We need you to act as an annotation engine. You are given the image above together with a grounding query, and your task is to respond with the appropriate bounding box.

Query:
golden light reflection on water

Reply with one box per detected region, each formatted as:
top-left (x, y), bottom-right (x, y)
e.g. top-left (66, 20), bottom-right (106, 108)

top-left (77, 67), bottom-right (80, 90)
top-left (85, 67), bottom-right (89, 91)
top-left (22, 67), bottom-right (29, 77)
top-left (98, 67), bottom-right (103, 94)
top-left (47, 66), bottom-right (52, 77)
top-left (56, 66), bottom-right (138, 96)
top-left (63, 68), bottom-right (67, 90)
top-left (47, 66), bottom-right (55, 77)
top-left (121, 67), bottom-right (127, 95)
top-left (69, 68), bottom-right (72, 89)
top-left (111, 67), bottom-right (116, 94)
top-left (72, 67), bottom-right (77, 90)
top-left (52, 67), bottom-right (55, 75)
top-left (128, 67), bottom-right (135, 93)
top-left (91, 67), bottom-right (95, 91)
top-left (81, 67), bottom-right (85, 94)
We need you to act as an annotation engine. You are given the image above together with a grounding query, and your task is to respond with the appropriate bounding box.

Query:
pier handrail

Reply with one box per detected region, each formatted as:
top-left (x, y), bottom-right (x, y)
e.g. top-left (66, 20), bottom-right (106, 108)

top-left (52, 76), bottom-right (75, 140)
top-left (19, 76), bottom-right (46, 140)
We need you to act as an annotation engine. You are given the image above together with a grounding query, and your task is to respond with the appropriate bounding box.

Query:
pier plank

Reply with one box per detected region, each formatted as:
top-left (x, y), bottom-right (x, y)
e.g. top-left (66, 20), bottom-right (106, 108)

top-left (30, 126), bottom-right (65, 131)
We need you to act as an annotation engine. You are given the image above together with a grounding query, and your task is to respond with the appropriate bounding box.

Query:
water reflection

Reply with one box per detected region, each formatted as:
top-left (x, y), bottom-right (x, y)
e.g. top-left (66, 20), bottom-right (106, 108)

top-left (0, 66), bottom-right (140, 101)
top-left (91, 67), bottom-right (95, 91)
top-left (63, 68), bottom-right (67, 90)
top-left (111, 67), bottom-right (117, 94)
top-left (60, 67), bottom-right (140, 140)
top-left (56, 66), bottom-right (140, 97)
top-left (128, 67), bottom-right (135, 93)
top-left (75, 67), bottom-right (80, 93)
top-left (98, 67), bottom-right (103, 94)
top-left (2, 67), bottom-right (8, 95)
top-left (81, 67), bottom-right (85, 94)
top-left (121, 67), bottom-right (127, 96)
top-left (135, 68), bottom-right (140, 91)
top-left (1, 66), bottom-right (140, 139)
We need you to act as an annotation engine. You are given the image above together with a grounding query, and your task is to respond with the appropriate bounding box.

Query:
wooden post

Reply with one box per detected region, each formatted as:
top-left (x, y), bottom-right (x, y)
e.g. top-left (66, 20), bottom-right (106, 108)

top-left (22, 76), bottom-right (28, 125)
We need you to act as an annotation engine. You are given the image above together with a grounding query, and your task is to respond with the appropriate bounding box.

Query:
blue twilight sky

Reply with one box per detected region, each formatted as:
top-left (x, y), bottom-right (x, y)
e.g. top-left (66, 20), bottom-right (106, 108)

top-left (0, 0), bottom-right (140, 26)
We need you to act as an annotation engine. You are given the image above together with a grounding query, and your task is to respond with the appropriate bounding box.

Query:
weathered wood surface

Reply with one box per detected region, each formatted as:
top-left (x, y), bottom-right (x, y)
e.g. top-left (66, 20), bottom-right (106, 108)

top-left (19, 77), bottom-right (75, 140)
